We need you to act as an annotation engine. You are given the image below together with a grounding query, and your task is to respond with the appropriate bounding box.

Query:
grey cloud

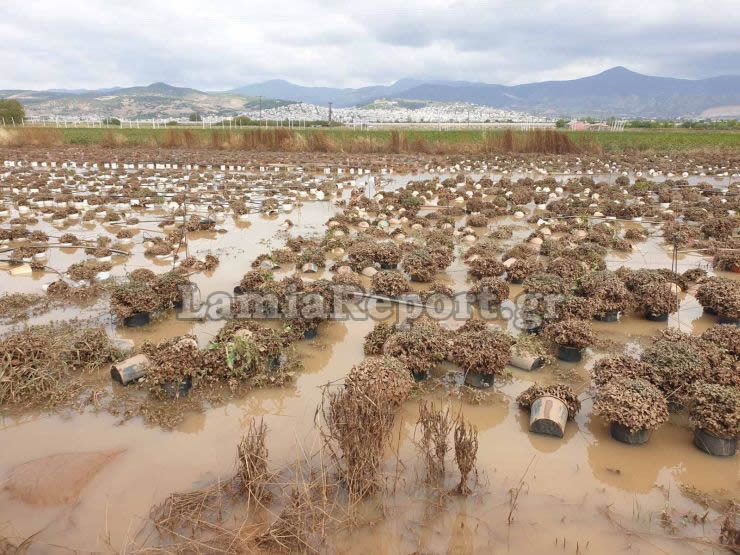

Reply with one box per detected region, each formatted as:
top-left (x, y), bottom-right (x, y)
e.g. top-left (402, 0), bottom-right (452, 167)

top-left (0, 0), bottom-right (737, 90)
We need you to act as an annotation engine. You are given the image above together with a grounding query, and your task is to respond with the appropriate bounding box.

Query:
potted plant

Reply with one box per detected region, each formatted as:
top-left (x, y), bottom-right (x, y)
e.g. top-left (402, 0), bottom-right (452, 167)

top-left (594, 377), bottom-right (669, 444)
top-left (450, 326), bottom-right (513, 388)
top-left (111, 281), bottom-right (162, 327)
top-left (635, 282), bottom-right (679, 321)
top-left (689, 383), bottom-right (739, 457)
top-left (543, 319), bottom-right (596, 362)
top-left (696, 278), bottom-right (740, 325)
top-left (382, 317), bottom-right (450, 381)
top-left (506, 258), bottom-right (545, 284)
top-left (371, 270), bottom-right (410, 300)
top-left (640, 340), bottom-right (710, 409)
top-left (467, 255), bottom-right (506, 279)
top-left (577, 271), bottom-right (632, 322)
top-left (345, 356), bottom-right (414, 407)
top-left (516, 384), bottom-right (581, 438)
top-left (469, 277), bottom-right (509, 310)
top-left (591, 355), bottom-right (652, 388)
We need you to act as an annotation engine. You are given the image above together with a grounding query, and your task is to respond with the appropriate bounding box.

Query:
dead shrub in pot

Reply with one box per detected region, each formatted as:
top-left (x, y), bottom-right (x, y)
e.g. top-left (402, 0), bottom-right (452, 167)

top-left (506, 258), bottom-right (545, 283)
top-left (577, 270), bottom-right (632, 319)
top-left (591, 355), bottom-right (653, 388)
top-left (543, 319), bottom-right (596, 362)
top-left (640, 340), bottom-right (710, 407)
top-left (635, 282), bottom-right (679, 319)
top-left (450, 327), bottom-right (513, 383)
top-left (696, 277), bottom-right (740, 322)
top-left (546, 257), bottom-right (589, 282)
top-left (371, 270), bottom-right (410, 298)
top-left (467, 256), bottom-right (506, 279)
top-left (689, 383), bottom-right (739, 440)
top-left (111, 281), bottom-right (162, 321)
top-left (594, 377), bottom-right (669, 435)
top-left (363, 322), bottom-right (397, 355)
top-left (345, 356), bottom-right (414, 408)
top-left (470, 277), bottom-right (509, 306)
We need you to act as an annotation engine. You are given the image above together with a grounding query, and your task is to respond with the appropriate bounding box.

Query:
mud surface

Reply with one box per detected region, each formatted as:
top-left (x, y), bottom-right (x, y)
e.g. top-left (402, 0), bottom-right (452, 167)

top-left (0, 150), bottom-right (738, 553)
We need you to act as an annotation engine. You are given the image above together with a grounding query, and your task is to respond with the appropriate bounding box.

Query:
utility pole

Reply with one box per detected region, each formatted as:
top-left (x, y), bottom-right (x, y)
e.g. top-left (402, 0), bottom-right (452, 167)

top-left (328, 102), bottom-right (333, 126)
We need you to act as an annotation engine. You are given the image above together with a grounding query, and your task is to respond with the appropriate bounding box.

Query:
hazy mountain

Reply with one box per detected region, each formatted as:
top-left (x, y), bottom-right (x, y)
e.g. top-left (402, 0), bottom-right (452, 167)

top-left (393, 67), bottom-right (740, 117)
top-left (232, 67), bottom-right (740, 117)
top-left (0, 83), bottom-right (294, 119)
top-left (2, 67), bottom-right (739, 119)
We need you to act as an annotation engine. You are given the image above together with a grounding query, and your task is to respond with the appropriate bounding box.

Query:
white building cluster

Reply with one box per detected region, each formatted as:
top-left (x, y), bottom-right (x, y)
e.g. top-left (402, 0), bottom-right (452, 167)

top-left (242, 100), bottom-right (548, 124)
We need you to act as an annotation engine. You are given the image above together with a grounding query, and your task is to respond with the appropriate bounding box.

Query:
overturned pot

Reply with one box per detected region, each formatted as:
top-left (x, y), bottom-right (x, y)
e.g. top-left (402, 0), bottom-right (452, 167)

top-left (510, 352), bottom-right (545, 372)
top-left (694, 428), bottom-right (736, 457)
top-left (464, 371), bottom-right (494, 389)
top-left (111, 354), bottom-right (150, 385)
top-left (529, 396), bottom-right (568, 438)
top-left (412, 369), bottom-right (429, 382)
top-left (557, 345), bottom-right (583, 363)
top-left (610, 422), bottom-right (651, 445)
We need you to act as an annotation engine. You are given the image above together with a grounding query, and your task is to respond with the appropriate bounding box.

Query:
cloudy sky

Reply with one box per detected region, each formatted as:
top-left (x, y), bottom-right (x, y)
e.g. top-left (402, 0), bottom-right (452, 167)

top-left (2, 0), bottom-right (739, 90)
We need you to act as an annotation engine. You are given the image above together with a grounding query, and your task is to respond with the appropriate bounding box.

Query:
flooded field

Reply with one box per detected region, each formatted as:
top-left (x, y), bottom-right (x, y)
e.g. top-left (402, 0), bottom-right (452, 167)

top-left (0, 148), bottom-right (738, 554)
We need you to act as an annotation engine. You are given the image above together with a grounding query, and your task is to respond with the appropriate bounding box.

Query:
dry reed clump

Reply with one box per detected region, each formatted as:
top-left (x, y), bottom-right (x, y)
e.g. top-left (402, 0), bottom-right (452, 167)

top-left (516, 384), bottom-right (581, 419)
top-left (0, 324), bottom-right (119, 407)
top-left (319, 385), bottom-right (397, 499)
top-left (453, 414), bottom-right (479, 496)
top-left (236, 418), bottom-right (271, 503)
top-left (593, 377), bottom-right (669, 432)
top-left (0, 128), bottom-right (62, 147)
top-left (416, 401), bottom-right (453, 484)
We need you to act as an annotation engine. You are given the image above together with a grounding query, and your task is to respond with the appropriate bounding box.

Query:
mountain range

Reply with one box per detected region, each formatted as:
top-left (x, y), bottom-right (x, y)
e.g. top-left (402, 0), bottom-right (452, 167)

top-left (2, 67), bottom-right (739, 119)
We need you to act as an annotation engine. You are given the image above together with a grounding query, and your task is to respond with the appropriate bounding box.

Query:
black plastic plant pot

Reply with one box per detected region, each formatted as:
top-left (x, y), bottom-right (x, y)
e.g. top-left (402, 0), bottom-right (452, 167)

top-left (557, 345), bottom-right (582, 363)
top-left (123, 312), bottom-right (151, 328)
top-left (610, 422), bottom-right (651, 445)
top-left (268, 357), bottom-right (281, 371)
top-left (645, 312), bottom-right (668, 322)
top-left (174, 299), bottom-right (184, 310)
top-left (510, 278), bottom-right (524, 285)
top-left (525, 322), bottom-right (543, 335)
top-left (412, 369), bottom-right (429, 382)
top-left (717, 314), bottom-right (740, 326)
top-left (703, 306), bottom-right (717, 315)
top-left (162, 376), bottom-right (192, 400)
top-left (694, 428), bottom-right (737, 457)
top-left (303, 327), bottom-right (318, 340)
top-left (594, 311), bottom-right (619, 322)
top-left (233, 286), bottom-right (244, 295)
top-left (380, 263), bottom-right (397, 270)
top-left (464, 371), bottom-right (494, 389)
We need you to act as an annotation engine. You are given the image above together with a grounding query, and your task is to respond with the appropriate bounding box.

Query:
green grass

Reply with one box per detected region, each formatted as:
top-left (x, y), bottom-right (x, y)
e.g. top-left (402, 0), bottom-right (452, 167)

top-left (11, 125), bottom-right (740, 153)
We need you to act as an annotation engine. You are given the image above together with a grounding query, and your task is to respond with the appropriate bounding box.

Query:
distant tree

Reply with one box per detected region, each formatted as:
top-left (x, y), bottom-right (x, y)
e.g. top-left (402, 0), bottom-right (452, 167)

top-left (103, 117), bottom-right (121, 126)
top-left (555, 118), bottom-right (569, 128)
top-left (189, 112), bottom-right (202, 122)
top-left (166, 120), bottom-right (179, 126)
top-left (232, 116), bottom-right (251, 126)
top-left (0, 99), bottom-right (25, 124)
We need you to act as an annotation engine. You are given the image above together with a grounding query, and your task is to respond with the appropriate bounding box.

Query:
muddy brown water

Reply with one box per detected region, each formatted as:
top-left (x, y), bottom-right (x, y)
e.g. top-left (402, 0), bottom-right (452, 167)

top-left (0, 160), bottom-right (738, 554)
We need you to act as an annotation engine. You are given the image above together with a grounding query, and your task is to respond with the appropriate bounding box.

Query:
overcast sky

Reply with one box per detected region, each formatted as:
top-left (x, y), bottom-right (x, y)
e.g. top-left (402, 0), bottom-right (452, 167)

top-left (2, 0), bottom-right (739, 90)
